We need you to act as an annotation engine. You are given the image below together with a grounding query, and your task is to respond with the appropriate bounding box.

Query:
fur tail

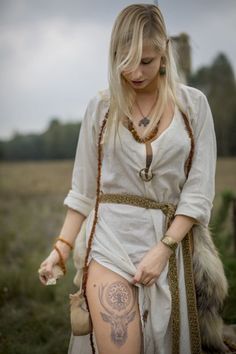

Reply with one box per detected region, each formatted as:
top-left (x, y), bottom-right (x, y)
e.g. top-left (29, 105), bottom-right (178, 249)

top-left (193, 225), bottom-right (229, 353)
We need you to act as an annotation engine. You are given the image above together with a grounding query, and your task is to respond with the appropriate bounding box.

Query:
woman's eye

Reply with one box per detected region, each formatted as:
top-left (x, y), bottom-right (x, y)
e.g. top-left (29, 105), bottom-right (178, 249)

top-left (141, 59), bottom-right (153, 65)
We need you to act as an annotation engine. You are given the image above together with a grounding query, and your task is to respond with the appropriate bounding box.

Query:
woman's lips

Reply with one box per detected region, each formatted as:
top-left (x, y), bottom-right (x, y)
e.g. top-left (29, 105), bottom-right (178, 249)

top-left (132, 80), bottom-right (145, 85)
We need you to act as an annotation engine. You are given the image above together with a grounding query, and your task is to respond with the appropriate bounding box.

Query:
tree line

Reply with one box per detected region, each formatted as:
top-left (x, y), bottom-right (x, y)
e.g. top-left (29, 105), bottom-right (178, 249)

top-left (189, 53), bottom-right (236, 156)
top-left (0, 52), bottom-right (235, 160)
top-left (0, 120), bottom-right (81, 160)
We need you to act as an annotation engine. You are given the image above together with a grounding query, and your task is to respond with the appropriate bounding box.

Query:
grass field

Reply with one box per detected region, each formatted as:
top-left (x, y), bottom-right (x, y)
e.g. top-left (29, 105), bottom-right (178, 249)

top-left (0, 158), bottom-right (235, 354)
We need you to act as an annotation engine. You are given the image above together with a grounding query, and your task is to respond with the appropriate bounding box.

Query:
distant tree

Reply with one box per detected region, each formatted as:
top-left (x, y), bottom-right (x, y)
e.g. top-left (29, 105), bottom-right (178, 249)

top-left (228, 106), bottom-right (236, 154)
top-left (0, 141), bottom-right (4, 159)
top-left (189, 53), bottom-right (236, 156)
top-left (43, 118), bottom-right (64, 159)
top-left (0, 118), bottom-right (81, 161)
top-left (42, 118), bottom-right (81, 159)
top-left (61, 122), bottom-right (81, 158)
top-left (3, 133), bottom-right (44, 160)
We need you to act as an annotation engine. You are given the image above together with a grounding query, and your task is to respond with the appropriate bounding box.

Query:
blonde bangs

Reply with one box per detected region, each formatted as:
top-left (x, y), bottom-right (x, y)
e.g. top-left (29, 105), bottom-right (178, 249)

top-left (117, 24), bottom-right (145, 74)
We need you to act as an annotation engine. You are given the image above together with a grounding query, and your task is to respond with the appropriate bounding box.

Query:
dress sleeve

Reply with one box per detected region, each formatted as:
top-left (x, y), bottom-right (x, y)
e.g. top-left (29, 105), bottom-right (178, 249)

top-left (63, 96), bottom-right (101, 217)
top-left (174, 92), bottom-right (217, 227)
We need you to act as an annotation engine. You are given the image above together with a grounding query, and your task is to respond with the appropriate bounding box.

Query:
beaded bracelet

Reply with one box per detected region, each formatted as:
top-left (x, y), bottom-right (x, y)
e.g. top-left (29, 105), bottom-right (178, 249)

top-left (53, 245), bottom-right (67, 274)
top-left (56, 237), bottom-right (73, 251)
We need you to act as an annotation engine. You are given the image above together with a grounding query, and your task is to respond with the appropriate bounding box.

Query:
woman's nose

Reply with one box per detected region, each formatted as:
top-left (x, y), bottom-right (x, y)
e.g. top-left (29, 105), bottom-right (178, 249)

top-left (130, 66), bottom-right (143, 80)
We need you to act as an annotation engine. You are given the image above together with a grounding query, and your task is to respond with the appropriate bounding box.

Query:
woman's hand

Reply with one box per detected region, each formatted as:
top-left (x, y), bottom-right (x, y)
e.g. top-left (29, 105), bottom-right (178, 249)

top-left (132, 241), bottom-right (173, 287)
top-left (38, 243), bottom-right (70, 285)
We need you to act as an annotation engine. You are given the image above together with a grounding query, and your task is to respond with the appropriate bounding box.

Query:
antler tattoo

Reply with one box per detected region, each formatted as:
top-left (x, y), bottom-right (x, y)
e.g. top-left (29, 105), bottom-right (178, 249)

top-left (98, 281), bottom-right (137, 347)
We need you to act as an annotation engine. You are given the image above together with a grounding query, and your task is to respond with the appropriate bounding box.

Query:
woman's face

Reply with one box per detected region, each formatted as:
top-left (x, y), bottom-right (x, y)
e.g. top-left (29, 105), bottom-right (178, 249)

top-left (121, 44), bottom-right (162, 93)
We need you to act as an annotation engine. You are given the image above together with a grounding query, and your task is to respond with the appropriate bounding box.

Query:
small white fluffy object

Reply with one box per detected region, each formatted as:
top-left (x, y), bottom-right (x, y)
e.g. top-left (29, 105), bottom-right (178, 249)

top-left (38, 265), bottom-right (64, 285)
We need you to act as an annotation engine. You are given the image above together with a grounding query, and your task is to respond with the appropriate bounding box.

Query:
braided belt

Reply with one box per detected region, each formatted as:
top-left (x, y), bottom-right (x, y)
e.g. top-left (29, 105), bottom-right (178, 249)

top-left (100, 192), bottom-right (176, 215)
top-left (99, 192), bottom-right (201, 354)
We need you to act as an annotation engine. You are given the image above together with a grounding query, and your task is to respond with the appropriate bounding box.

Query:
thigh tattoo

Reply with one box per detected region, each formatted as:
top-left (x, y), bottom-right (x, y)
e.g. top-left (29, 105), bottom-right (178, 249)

top-left (98, 281), bottom-right (137, 347)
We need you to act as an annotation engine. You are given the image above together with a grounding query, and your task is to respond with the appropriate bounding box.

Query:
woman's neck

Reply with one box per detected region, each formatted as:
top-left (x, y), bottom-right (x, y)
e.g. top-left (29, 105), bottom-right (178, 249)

top-left (135, 88), bottom-right (159, 106)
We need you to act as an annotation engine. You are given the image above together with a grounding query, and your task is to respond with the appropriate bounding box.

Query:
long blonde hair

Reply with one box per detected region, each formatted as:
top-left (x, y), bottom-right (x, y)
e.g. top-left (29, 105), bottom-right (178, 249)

top-left (105, 4), bottom-right (180, 143)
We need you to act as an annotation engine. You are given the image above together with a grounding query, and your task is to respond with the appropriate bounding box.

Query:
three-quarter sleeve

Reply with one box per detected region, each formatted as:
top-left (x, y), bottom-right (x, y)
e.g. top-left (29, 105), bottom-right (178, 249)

top-left (63, 95), bottom-right (102, 217)
top-left (175, 92), bottom-right (217, 227)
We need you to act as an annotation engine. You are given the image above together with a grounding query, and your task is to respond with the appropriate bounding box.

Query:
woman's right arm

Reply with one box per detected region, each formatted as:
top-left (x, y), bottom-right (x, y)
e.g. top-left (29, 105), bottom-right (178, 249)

top-left (39, 208), bottom-right (86, 285)
top-left (39, 92), bottom-right (108, 285)
top-left (39, 96), bottom-right (95, 285)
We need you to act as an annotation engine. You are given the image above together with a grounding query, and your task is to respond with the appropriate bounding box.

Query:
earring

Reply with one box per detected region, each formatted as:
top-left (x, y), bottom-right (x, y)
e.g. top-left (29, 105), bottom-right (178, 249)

top-left (159, 65), bottom-right (166, 75)
top-left (159, 57), bottom-right (166, 76)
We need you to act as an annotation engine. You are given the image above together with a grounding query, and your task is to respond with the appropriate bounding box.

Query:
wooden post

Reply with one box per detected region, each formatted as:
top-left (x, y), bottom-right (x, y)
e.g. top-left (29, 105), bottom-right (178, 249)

top-left (233, 198), bottom-right (236, 255)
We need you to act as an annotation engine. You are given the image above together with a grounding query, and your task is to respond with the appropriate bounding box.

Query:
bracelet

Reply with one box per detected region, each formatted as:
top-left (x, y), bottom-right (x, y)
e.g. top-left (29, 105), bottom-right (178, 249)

top-left (56, 237), bottom-right (73, 251)
top-left (161, 235), bottom-right (178, 253)
top-left (53, 245), bottom-right (67, 274)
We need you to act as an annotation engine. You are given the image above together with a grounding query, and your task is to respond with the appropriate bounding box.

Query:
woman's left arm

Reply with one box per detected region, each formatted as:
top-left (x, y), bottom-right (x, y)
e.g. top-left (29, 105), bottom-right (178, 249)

top-left (133, 91), bottom-right (217, 286)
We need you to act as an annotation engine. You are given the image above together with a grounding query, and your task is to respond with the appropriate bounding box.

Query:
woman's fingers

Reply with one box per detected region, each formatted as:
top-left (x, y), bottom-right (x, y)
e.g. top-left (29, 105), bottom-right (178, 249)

top-left (38, 250), bottom-right (61, 285)
top-left (39, 272), bottom-right (49, 285)
top-left (133, 272), bottom-right (154, 286)
top-left (132, 268), bottom-right (143, 284)
top-left (145, 279), bottom-right (156, 287)
top-left (38, 260), bottom-right (54, 285)
top-left (133, 265), bottom-right (159, 285)
top-left (133, 267), bottom-right (158, 286)
top-left (139, 276), bottom-right (153, 286)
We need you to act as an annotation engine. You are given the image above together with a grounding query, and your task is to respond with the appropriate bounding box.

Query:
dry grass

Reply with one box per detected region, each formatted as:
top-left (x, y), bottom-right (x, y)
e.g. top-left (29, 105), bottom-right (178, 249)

top-left (0, 158), bottom-right (235, 353)
top-left (0, 160), bottom-right (76, 354)
top-left (0, 160), bottom-right (73, 198)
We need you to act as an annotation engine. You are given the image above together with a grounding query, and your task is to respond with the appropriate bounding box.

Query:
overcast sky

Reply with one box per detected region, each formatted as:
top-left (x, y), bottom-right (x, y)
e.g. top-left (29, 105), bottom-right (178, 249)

top-left (0, 0), bottom-right (235, 140)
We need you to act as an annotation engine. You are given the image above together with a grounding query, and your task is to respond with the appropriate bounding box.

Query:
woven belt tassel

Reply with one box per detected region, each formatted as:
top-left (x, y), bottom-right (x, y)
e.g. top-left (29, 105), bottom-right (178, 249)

top-left (165, 215), bottom-right (180, 354)
top-left (182, 232), bottom-right (202, 354)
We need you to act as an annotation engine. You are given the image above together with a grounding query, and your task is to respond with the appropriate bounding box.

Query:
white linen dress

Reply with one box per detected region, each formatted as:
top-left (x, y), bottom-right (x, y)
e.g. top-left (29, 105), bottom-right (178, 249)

top-left (64, 83), bottom-right (217, 354)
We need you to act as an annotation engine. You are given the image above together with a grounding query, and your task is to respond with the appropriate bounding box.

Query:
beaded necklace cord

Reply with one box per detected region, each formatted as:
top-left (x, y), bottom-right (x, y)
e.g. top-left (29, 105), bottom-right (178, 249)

top-left (127, 118), bottom-right (161, 144)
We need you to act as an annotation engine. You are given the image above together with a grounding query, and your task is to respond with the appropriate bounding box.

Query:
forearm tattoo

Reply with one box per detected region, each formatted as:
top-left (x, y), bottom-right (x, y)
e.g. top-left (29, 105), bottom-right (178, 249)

top-left (98, 281), bottom-right (136, 347)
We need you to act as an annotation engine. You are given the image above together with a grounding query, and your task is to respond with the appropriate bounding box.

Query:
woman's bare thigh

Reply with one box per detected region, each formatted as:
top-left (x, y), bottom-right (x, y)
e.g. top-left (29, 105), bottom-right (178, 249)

top-left (86, 259), bottom-right (143, 354)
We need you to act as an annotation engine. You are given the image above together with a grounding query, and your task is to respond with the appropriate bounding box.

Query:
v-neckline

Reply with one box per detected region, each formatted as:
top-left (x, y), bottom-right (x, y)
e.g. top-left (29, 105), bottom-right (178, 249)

top-left (119, 104), bottom-right (177, 145)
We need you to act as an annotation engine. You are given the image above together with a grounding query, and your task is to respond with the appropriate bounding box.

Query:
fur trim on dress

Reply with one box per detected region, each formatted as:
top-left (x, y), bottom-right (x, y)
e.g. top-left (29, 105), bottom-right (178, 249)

top-left (193, 225), bottom-right (229, 353)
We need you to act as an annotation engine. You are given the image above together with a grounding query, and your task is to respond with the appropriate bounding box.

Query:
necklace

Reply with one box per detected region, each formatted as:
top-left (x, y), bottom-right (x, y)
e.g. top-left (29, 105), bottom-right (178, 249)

top-left (127, 118), bottom-right (161, 144)
top-left (136, 91), bottom-right (158, 127)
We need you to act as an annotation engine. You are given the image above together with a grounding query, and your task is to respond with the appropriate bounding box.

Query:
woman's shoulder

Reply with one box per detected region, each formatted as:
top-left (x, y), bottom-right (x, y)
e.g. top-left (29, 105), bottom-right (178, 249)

top-left (176, 83), bottom-right (211, 124)
top-left (87, 88), bottom-right (110, 112)
top-left (176, 83), bottom-right (207, 106)
top-left (85, 88), bottom-right (110, 128)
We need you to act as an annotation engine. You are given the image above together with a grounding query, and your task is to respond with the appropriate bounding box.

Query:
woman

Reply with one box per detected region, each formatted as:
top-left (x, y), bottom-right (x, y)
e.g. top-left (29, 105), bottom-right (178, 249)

top-left (39, 4), bottom-right (229, 354)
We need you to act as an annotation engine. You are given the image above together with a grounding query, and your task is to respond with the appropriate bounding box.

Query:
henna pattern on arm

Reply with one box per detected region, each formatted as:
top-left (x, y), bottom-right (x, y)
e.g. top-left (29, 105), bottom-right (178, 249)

top-left (98, 281), bottom-right (136, 347)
